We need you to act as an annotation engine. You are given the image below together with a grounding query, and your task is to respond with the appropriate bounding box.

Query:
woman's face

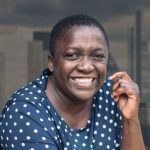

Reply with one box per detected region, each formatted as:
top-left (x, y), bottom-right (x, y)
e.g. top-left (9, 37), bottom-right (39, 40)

top-left (49, 25), bottom-right (108, 103)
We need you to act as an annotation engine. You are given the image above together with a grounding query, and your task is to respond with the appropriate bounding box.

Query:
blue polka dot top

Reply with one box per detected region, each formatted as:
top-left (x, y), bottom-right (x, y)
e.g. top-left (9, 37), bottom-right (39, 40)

top-left (0, 69), bottom-right (122, 150)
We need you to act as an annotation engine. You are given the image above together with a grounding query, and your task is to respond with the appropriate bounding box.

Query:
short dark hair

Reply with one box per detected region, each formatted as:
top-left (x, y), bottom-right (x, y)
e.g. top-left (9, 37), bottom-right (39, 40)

top-left (49, 14), bottom-right (109, 56)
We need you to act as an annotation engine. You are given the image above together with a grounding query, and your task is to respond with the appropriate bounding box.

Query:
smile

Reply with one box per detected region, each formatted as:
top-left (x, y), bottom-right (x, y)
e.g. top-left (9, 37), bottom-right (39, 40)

top-left (70, 77), bottom-right (96, 87)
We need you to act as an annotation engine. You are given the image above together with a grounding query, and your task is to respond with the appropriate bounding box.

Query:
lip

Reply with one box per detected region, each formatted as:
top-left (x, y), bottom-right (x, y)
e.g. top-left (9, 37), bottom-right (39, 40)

top-left (70, 76), bottom-right (97, 88)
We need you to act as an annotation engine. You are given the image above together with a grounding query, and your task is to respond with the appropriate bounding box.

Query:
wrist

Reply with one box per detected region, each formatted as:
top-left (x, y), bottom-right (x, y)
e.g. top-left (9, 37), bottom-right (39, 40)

top-left (122, 116), bottom-right (139, 125)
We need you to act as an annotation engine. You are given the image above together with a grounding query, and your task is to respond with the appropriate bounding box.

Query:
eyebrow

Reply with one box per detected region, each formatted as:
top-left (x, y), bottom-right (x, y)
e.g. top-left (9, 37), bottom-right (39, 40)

top-left (93, 47), bottom-right (105, 51)
top-left (67, 46), bottom-right (105, 51)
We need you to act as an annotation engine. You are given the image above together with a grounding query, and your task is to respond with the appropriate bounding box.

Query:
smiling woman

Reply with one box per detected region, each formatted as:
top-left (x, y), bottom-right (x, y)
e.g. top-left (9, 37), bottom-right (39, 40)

top-left (0, 14), bottom-right (145, 150)
top-left (47, 25), bottom-right (108, 105)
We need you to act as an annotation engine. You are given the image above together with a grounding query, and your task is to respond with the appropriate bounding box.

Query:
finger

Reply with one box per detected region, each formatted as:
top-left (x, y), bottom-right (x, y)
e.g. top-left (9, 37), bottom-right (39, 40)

top-left (112, 87), bottom-right (125, 97)
top-left (112, 78), bottom-right (120, 91)
top-left (109, 71), bottom-right (126, 80)
top-left (112, 78), bottom-right (128, 91)
top-left (112, 79), bottom-right (134, 97)
top-left (109, 71), bottom-right (132, 82)
top-left (120, 81), bottom-right (139, 95)
top-left (113, 82), bottom-right (139, 102)
top-left (113, 95), bottom-right (119, 102)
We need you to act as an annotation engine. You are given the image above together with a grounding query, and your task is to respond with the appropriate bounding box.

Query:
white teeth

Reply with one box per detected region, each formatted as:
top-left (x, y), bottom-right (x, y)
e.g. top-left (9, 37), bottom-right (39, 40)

top-left (72, 78), bottom-right (93, 85)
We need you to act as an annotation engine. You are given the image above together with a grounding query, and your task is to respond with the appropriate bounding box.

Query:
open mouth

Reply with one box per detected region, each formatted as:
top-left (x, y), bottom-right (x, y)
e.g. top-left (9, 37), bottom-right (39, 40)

top-left (70, 77), bottom-right (96, 87)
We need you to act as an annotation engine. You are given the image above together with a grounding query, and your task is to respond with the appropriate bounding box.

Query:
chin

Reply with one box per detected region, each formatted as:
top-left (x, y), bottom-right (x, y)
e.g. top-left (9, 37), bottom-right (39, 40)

top-left (73, 91), bottom-right (96, 102)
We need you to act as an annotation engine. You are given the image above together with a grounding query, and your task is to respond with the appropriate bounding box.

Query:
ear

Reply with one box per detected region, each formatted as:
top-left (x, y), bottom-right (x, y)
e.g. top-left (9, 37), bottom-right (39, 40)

top-left (48, 55), bottom-right (54, 72)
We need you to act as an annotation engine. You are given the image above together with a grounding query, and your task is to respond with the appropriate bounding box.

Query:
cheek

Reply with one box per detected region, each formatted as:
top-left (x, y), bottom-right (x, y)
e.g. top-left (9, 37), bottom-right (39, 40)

top-left (98, 65), bottom-right (107, 85)
top-left (97, 63), bottom-right (107, 73)
top-left (54, 61), bottom-right (75, 78)
top-left (97, 64), bottom-right (107, 82)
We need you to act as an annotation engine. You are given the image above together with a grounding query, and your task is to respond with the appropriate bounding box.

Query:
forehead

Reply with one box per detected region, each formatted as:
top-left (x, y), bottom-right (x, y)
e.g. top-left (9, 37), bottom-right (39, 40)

top-left (65, 25), bottom-right (103, 35)
top-left (71, 25), bottom-right (103, 36)
top-left (60, 25), bottom-right (106, 43)
top-left (54, 25), bottom-right (108, 55)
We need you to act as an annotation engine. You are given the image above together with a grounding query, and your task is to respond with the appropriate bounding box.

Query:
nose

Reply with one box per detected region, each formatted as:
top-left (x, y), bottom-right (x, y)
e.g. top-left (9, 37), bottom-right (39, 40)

top-left (77, 56), bottom-right (94, 73)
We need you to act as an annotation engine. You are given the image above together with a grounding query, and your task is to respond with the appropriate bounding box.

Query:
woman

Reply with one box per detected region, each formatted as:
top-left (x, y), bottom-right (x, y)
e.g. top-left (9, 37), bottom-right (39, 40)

top-left (0, 14), bottom-right (145, 150)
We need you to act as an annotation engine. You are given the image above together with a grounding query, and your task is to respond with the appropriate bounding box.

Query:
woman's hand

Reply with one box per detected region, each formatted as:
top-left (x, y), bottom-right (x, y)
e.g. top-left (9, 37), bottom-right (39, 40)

top-left (109, 72), bottom-right (140, 121)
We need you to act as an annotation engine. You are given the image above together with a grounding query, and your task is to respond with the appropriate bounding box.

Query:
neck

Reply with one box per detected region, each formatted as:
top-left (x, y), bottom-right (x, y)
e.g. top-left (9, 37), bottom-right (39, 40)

top-left (46, 76), bottom-right (93, 129)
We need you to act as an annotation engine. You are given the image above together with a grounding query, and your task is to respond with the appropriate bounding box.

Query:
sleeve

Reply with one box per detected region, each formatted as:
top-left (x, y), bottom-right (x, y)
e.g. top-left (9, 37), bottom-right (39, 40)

top-left (0, 100), bottom-right (60, 150)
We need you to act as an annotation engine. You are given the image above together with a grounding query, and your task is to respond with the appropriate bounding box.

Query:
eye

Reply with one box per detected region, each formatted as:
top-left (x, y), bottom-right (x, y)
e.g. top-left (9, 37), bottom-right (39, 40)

top-left (92, 53), bottom-right (105, 61)
top-left (64, 53), bottom-right (80, 60)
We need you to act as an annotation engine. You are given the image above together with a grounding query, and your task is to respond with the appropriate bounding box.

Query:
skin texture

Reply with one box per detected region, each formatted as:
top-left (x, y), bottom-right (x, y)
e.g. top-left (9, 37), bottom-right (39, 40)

top-left (46, 25), bottom-right (108, 129)
top-left (46, 25), bottom-right (145, 149)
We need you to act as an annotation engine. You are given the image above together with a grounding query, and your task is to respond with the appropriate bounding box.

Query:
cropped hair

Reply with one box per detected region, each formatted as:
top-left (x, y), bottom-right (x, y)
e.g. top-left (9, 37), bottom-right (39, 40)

top-left (49, 14), bottom-right (109, 56)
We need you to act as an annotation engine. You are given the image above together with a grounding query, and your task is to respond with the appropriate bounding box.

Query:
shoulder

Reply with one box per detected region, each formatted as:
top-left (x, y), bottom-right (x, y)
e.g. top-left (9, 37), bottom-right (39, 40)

top-left (0, 84), bottom-right (59, 149)
top-left (0, 72), bottom-right (50, 132)
top-left (2, 68), bottom-right (50, 113)
top-left (0, 69), bottom-right (60, 149)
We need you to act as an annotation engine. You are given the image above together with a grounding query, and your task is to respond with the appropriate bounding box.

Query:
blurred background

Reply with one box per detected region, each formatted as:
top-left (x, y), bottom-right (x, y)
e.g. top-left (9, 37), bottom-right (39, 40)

top-left (0, 0), bottom-right (150, 149)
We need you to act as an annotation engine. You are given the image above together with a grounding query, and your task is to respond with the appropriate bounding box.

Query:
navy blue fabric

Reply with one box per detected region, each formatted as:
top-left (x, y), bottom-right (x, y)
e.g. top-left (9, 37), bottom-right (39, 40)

top-left (0, 69), bottom-right (122, 150)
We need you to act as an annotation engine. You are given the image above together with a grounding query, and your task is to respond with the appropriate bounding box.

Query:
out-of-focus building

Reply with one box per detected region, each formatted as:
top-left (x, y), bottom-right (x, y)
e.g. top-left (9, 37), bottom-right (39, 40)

top-left (140, 39), bottom-right (150, 149)
top-left (33, 32), bottom-right (50, 50)
top-left (27, 41), bottom-right (43, 82)
top-left (126, 12), bottom-right (150, 147)
top-left (33, 31), bottom-right (50, 68)
top-left (27, 31), bottom-right (50, 82)
top-left (0, 52), bottom-right (5, 112)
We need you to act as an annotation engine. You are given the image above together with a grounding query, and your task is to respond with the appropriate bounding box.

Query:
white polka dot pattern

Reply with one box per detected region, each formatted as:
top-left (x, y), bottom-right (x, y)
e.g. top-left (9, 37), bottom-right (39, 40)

top-left (0, 69), bottom-right (122, 150)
